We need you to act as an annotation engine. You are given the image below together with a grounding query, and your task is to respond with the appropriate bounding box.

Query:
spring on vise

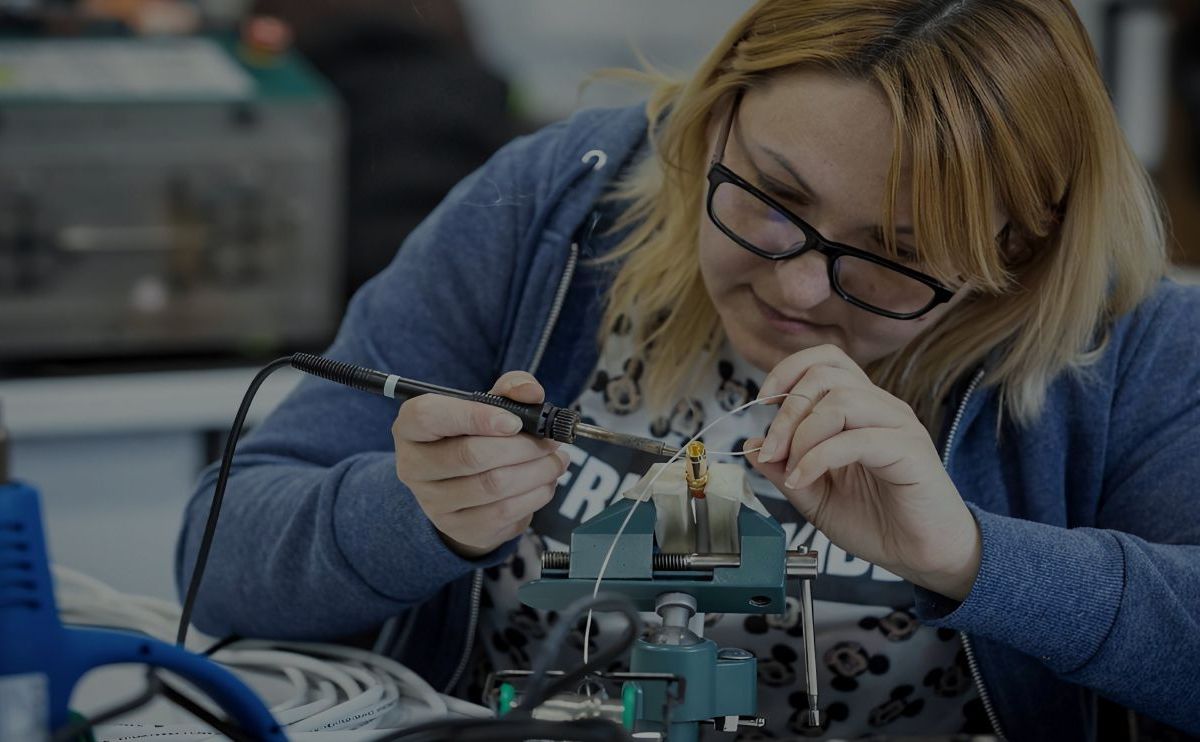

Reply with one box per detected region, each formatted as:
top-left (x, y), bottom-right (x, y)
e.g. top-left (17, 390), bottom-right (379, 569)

top-left (651, 553), bottom-right (690, 570)
top-left (541, 551), bottom-right (571, 569)
top-left (540, 552), bottom-right (695, 570)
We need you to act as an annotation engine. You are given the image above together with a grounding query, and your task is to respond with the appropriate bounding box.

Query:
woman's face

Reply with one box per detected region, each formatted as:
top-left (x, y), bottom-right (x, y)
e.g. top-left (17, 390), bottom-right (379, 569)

top-left (698, 70), bottom-right (974, 373)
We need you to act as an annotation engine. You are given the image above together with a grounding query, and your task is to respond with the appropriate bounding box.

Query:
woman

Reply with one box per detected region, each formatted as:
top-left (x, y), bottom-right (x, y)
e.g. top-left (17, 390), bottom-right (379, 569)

top-left (177, 1), bottom-right (1200, 738)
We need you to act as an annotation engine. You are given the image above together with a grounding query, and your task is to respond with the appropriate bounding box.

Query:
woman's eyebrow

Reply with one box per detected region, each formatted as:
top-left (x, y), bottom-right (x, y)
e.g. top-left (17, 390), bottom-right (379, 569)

top-left (757, 144), bottom-right (819, 203)
top-left (756, 141), bottom-right (916, 239)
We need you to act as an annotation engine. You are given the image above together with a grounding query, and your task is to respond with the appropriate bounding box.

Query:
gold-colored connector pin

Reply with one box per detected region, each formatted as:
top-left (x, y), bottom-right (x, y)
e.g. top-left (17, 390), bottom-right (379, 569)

top-left (684, 440), bottom-right (711, 553)
top-left (684, 441), bottom-right (709, 497)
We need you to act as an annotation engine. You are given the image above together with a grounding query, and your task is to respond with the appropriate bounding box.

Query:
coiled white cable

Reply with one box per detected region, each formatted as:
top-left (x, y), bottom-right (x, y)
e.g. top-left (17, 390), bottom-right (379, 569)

top-left (52, 566), bottom-right (492, 741)
top-left (271, 665), bottom-right (312, 713)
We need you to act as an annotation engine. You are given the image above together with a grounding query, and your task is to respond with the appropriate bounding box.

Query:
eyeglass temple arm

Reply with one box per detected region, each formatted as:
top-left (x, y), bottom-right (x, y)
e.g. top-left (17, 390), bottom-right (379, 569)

top-left (710, 89), bottom-right (744, 168)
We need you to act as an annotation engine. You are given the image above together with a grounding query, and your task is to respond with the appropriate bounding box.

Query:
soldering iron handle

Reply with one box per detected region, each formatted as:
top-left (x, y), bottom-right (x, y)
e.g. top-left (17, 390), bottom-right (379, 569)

top-left (291, 353), bottom-right (475, 402)
top-left (472, 393), bottom-right (547, 435)
top-left (471, 393), bottom-right (580, 444)
top-left (290, 353), bottom-right (391, 395)
top-left (289, 353), bottom-right (584, 443)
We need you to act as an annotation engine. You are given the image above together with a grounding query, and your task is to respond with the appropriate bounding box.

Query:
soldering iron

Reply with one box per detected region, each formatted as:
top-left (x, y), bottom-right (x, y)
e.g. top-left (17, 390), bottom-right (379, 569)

top-left (290, 353), bottom-right (682, 458)
top-left (176, 352), bottom-right (681, 652)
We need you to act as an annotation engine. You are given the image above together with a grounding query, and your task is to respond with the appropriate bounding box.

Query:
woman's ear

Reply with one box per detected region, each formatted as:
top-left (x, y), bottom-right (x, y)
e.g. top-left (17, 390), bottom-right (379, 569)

top-left (999, 223), bottom-right (1036, 268)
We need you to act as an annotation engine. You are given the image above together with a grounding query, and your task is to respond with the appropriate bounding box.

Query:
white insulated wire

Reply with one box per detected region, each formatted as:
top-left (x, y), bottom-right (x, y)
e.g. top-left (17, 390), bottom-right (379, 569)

top-left (231, 639), bottom-right (452, 717)
top-left (270, 665), bottom-right (311, 713)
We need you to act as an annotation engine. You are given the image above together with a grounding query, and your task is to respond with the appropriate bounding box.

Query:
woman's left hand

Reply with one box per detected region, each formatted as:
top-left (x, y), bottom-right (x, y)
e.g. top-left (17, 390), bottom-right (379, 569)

top-left (747, 344), bottom-right (981, 601)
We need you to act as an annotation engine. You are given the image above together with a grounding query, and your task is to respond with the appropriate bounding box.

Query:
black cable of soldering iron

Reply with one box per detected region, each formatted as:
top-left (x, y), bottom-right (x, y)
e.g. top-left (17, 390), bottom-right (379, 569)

top-left (178, 352), bottom-right (576, 646)
top-left (174, 353), bottom-right (449, 646)
top-left (176, 357), bottom-right (293, 647)
top-left (173, 359), bottom-right (638, 740)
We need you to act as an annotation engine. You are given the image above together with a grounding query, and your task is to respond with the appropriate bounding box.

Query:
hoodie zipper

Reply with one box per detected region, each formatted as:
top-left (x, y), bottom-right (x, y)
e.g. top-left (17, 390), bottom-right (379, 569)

top-left (529, 242), bottom-right (580, 374)
top-left (940, 367), bottom-right (1005, 740)
top-left (443, 569), bottom-right (483, 693)
top-left (443, 241), bottom-right (581, 694)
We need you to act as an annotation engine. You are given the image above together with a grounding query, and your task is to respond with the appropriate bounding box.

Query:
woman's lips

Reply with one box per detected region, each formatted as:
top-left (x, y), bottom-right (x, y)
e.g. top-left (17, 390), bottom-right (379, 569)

top-left (753, 293), bottom-right (828, 337)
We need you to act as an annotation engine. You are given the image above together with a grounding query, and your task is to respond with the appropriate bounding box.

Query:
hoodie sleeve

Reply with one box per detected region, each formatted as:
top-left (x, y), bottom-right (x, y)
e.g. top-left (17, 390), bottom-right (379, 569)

top-left (914, 282), bottom-right (1200, 733)
top-left (174, 116), bottom-right (576, 640)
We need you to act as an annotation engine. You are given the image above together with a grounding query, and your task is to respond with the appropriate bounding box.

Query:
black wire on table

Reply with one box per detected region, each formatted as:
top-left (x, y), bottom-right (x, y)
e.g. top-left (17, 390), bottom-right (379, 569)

top-left (513, 592), bottom-right (642, 716)
top-left (176, 356), bottom-right (294, 647)
top-left (50, 669), bottom-right (162, 742)
top-left (370, 716), bottom-right (631, 742)
top-left (48, 667), bottom-right (258, 742)
top-left (157, 674), bottom-right (257, 742)
top-left (202, 633), bottom-right (243, 657)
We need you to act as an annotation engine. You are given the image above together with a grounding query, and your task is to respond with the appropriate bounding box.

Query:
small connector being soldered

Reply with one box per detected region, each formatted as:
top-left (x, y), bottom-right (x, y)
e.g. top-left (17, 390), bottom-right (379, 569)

top-left (684, 441), bottom-right (709, 494)
top-left (684, 441), bottom-right (711, 553)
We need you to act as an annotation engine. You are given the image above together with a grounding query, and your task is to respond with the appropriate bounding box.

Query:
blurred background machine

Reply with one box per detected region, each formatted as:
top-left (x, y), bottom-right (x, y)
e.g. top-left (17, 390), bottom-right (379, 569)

top-left (0, 33), bottom-right (342, 363)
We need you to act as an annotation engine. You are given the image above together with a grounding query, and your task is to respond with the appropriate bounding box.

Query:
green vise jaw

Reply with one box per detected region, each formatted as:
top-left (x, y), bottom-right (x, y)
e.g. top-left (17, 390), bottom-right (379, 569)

top-left (519, 498), bottom-right (788, 615)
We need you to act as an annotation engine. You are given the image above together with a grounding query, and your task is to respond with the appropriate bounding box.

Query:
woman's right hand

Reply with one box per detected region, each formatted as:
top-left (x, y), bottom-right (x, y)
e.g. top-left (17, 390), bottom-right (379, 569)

top-left (391, 370), bottom-right (570, 559)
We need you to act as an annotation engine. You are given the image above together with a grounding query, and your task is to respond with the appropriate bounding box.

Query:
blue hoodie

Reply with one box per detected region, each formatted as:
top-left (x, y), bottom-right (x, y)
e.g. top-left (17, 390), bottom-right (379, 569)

top-left (176, 104), bottom-right (1200, 740)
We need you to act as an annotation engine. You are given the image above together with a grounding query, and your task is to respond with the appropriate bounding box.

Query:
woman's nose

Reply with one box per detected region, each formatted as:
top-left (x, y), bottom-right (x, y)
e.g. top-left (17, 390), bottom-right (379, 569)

top-left (775, 248), bottom-right (834, 309)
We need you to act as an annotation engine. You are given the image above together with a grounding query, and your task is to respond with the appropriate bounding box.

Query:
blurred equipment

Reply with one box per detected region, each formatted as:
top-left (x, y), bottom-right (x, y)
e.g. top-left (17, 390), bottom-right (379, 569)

top-left (0, 35), bottom-right (342, 362)
top-left (1167, 0), bottom-right (1200, 266)
top-left (253, 0), bottom-right (522, 299)
top-left (1102, 0), bottom-right (1172, 171)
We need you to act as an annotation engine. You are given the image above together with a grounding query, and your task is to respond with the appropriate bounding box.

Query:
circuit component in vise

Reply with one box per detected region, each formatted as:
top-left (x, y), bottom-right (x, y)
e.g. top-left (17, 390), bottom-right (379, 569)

top-left (684, 441), bottom-right (712, 553)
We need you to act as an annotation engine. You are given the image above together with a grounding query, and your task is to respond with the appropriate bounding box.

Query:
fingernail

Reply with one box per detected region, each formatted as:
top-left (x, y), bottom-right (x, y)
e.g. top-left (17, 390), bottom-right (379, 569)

top-left (496, 414), bottom-right (522, 434)
top-left (758, 439), bottom-right (777, 463)
top-left (784, 468), bottom-right (801, 489)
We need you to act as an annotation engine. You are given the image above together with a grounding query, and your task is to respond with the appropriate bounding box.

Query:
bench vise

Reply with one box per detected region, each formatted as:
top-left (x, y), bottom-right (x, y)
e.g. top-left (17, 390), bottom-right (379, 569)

top-left (518, 447), bottom-right (823, 741)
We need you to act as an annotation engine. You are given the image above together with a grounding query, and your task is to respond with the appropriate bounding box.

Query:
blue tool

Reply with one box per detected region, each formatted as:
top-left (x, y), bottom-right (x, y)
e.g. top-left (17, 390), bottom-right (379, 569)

top-left (0, 424), bottom-right (284, 740)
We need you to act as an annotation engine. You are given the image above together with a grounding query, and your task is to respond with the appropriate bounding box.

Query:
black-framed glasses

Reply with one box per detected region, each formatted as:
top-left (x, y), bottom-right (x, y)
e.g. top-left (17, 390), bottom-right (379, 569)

top-left (705, 91), bottom-right (956, 320)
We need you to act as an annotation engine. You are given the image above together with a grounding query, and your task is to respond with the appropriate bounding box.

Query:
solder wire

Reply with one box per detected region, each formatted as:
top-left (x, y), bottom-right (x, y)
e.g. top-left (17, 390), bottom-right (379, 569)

top-left (705, 446), bottom-right (763, 456)
top-left (581, 392), bottom-right (809, 665)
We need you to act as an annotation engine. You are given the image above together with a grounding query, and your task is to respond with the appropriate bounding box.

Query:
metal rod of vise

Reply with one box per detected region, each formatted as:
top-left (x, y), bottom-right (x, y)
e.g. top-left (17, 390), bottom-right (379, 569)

top-left (785, 551), bottom-right (819, 577)
top-left (801, 578), bottom-right (821, 726)
top-left (784, 549), bottom-right (823, 726)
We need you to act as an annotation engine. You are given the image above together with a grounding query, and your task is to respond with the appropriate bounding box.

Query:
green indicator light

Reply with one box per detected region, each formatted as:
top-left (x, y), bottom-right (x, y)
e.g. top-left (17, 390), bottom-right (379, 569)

top-left (622, 682), bottom-right (638, 730)
top-left (498, 682), bottom-right (515, 716)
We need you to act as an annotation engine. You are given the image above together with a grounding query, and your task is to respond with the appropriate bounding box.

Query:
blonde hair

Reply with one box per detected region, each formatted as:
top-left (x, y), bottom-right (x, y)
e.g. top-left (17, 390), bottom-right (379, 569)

top-left (599, 0), bottom-right (1166, 429)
